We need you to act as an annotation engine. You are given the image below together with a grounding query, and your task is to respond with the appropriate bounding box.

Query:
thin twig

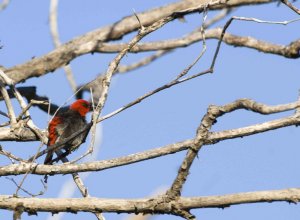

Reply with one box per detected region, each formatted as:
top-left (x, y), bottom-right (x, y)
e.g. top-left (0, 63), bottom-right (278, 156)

top-left (0, 77), bottom-right (16, 125)
top-left (115, 50), bottom-right (172, 75)
top-left (6, 176), bottom-right (47, 197)
top-left (16, 100), bottom-right (49, 121)
top-left (97, 7), bottom-right (220, 123)
top-left (15, 143), bottom-right (45, 197)
top-left (97, 69), bottom-right (211, 123)
top-left (0, 70), bottom-right (47, 144)
top-left (232, 16), bottom-right (300, 25)
top-left (49, 0), bottom-right (77, 92)
top-left (203, 8), bottom-right (233, 28)
top-left (174, 8), bottom-right (208, 81)
top-left (52, 151), bottom-right (105, 220)
top-left (0, 145), bottom-right (26, 163)
top-left (92, 0), bottom-right (223, 135)
top-left (133, 8), bottom-right (144, 29)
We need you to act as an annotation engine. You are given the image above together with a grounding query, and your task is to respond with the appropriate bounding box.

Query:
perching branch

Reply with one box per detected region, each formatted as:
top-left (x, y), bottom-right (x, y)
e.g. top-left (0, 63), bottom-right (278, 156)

top-left (1, 98), bottom-right (300, 176)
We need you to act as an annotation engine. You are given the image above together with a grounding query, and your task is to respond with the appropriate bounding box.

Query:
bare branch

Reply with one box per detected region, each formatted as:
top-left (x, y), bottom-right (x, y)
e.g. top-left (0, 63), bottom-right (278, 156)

top-left (0, 78), bottom-right (16, 125)
top-left (233, 15), bottom-right (300, 24)
top-left (14, 143), bottom-right (45, 197)
top-left (163, 15), bottom-right (300, 199)
top-left (0, 139), bottom-right (191, 176)
top-left (167, 98), bottom-right (300, 198)
top-left (115, 50), bottom-right (172, 74)
top-left (0, 188), bottom-right (299, 214)
top-left (6, 177), bottom-right (46, 197)
top-left (0, 127), bottom-right (46, 141)
top-left (203, 8), bottom-right (233, 28)
top-left (1, 98), bottom-right (300, 177)
top-left (174, 8), bottom-right (208, 81)
top-left (97, 11), bottom-right (210, 123)
top-left (98, 68), bottom-right (211, 123)
top-left (0, 86), bottom-right (59, 115)
top-left (83, 14), bottom-right (300, 122)
top-left (5, 0), bottom-right (274, 84)
top-left (53, 153), bottom-right (105, 220)
top-left (0, 145), bottom-right (26, 163)
top-left (281, 0), bottom-right (300, 15)
top-left (0, 1), bottom-right (298, 219)
top-left (16, 100), bottom-right (49, 121)
top-left (98, 29), bottom-right (300, 58)
top-left (208, 115), bottom-right (299, 143)
top-left (0, 70), bottom-right (48, 144)
top-left (49, 0), bottom-right (77, 92)
top-left (76, 49), bottom-right (174, 99)
top-left (92, 0), bottom-right (227, 124)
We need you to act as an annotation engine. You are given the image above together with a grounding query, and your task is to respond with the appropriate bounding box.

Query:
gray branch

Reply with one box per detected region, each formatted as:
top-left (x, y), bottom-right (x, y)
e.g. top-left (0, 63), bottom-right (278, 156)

top-left (0, 188), bottom-right (299, 214)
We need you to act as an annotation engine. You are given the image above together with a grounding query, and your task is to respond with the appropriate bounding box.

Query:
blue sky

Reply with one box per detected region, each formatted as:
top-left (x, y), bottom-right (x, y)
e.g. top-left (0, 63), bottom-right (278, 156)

top-left (0, 1), bottom-right (300, 220)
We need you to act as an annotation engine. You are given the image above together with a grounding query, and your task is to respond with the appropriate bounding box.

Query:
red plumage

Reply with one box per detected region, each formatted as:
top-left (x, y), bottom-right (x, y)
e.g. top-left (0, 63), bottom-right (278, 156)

top-left (44, 99), bottom-right (91, 165)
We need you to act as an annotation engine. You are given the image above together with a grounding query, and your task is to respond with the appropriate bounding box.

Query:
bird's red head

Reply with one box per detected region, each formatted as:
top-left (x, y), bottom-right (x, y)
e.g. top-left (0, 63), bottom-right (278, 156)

top-left (70, 99), bottom-right (91, 117)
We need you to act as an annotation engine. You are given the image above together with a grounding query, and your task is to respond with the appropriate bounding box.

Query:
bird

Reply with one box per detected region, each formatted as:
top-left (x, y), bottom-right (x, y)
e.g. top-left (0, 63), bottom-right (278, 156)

top-left (44, 99), bottom-right (91, 165)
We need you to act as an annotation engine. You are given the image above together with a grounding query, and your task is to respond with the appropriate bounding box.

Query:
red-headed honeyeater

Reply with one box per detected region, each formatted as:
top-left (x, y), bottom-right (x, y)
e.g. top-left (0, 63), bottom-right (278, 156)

top-left (44, 99), bottom-right (91, 164)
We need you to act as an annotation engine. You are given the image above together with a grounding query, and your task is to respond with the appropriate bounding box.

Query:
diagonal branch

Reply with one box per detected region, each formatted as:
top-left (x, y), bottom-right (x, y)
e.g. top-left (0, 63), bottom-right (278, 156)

top-left (166, 98), bottom-right (300, 198)
top-left (0, 79), bottom-right (16, 125)
top-left (281, 0), bottom-right (300, 14)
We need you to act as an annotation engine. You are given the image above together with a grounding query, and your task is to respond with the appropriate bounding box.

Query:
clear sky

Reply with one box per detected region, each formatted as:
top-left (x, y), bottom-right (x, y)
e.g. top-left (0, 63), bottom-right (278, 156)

top-left (0, 1), bottom-right (300, 220)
